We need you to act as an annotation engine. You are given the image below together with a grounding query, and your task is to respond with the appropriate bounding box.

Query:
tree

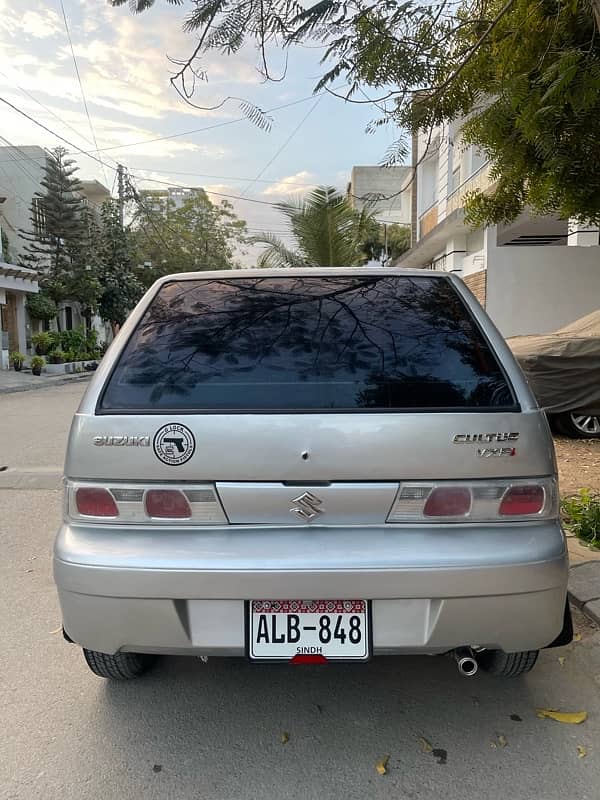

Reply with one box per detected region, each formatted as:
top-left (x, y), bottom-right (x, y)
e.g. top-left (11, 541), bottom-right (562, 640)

top-left (1, 229), bottom-right (10, 263)
top-left (20, 147), bottom-right (100, 322)
top-left (112, 0), bottom-right (600, 225)
top-left (130, 189), bottom-right (247, 286)
top-left (254, 186), bottom-right (375, 267)
top-left (26, 291), bottom-right (58, 323)
top-left (97, 201), bottom-right (143, 336)
top-left (360, 222), bottom-right (411, 265)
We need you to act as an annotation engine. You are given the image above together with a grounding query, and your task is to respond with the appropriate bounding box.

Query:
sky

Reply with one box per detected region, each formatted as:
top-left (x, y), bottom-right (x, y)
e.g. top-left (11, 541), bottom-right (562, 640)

top-left (0, 0), bottom-right (403, 264)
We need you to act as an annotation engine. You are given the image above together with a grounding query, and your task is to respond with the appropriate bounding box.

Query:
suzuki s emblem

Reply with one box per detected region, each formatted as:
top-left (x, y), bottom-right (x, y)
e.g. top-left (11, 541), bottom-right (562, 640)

top-left (290, 491), bottom-right (324, 520)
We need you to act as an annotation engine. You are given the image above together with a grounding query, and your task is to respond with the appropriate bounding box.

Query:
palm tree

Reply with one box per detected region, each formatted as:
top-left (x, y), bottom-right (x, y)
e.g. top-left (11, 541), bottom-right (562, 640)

top-left (254, 186), bottom-right (375, 268)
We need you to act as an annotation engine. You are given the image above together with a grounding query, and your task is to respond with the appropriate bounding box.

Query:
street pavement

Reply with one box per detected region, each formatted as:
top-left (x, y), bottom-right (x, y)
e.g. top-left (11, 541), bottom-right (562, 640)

top-left (2, 384), bottom-right (600, 800)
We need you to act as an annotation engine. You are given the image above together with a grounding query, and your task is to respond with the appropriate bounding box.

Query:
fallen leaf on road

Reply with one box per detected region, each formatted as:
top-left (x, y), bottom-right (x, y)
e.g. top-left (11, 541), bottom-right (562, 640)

top-left (432, 748), bottom-right (447, 765)
top-left (577, 746), bottom-right (587, 759)
top-left (536, 709), bottom-right (587, 724)
top-left (418, 736), bottom-right (433, 753)
top-left (558, 656), bottom-right (566, 667)
top-left (497, 734), bottom-right (508, 748)
top-left (574, 633), bottom-right (582, 642)
top-left (281, 732), bottom-right (290, 744)
top-left (152, 765), bottom-right (162, 773)
top-left (375, 756), bottom-right (389, 775)
top-left (489, 742), bottom-right (497, 749)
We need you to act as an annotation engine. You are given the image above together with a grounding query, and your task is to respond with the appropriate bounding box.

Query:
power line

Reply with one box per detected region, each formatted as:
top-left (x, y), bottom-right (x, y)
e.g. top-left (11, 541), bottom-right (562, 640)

top-left (61, 92), bottom-right (333, 157)
top-left (0, 94), bottom-right (118, 173)
top-left (0, 136), bottom-right (43, 187)
top-left (0, 94), bottom-right (284, 210)
top-left (130, 166), bottom-right (319, 188)
top-left (59, 0), bottom-right (109, 187)
top-left (241, 97), bottom-right (322, 197)
top-left (0, 68), bottom-right (111, 160)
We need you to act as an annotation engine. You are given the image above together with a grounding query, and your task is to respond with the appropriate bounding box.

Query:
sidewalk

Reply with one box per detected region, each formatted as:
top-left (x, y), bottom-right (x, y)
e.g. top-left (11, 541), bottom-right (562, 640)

top-left (567, 535), bottom-right (600, 626)
top-left (0, 369), bottom-right (92, 394)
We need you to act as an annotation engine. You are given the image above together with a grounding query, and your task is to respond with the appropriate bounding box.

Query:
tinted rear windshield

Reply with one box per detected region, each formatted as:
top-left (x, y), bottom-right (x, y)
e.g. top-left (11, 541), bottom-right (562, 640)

top-left (100, 275), bottom-right (516, 412)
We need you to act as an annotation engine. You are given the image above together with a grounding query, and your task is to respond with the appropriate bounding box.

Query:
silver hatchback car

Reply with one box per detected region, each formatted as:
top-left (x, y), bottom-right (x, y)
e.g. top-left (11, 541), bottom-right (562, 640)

top-left (54, 268), bottom-right (571, 680)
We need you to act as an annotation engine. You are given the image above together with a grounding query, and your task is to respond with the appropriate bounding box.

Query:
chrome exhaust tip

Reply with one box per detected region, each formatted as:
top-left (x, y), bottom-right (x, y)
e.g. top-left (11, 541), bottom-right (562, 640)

top-left (453, 648), bottom-right (479, 677)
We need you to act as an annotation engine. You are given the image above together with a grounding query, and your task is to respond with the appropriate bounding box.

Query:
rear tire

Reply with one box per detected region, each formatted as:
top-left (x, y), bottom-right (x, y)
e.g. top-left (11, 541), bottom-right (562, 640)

top-left (83, 648), bottom-right (157, 680)
top-left (556, 412), bottom-right (600, 439)
top-left (478, 649), bottom-right (539, 677)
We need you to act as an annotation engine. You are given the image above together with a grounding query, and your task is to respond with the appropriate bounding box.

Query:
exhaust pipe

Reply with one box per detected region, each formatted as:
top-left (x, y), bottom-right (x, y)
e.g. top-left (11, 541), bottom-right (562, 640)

top-left (453, 648), bottom-right (479, 677)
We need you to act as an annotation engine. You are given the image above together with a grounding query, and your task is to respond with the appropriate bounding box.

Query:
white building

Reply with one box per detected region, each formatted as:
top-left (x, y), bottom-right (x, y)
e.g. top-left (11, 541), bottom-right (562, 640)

top-left (0, 212), bottom-right (39, 368)
top-left (0, 145), bottom-right (111, 340)
top-left (348, 166), bottom-right (412, 226)
top-left (396, 122), bottom-right (600, 337)
top-left (140, 186), bottom-right (206, 215)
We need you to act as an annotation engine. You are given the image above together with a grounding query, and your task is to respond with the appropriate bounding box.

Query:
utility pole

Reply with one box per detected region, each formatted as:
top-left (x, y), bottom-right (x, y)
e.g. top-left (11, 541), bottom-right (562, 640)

top-left (384, 223), bottom-right (388, 265)
top-left (117, 164), bottom-right (125, 229)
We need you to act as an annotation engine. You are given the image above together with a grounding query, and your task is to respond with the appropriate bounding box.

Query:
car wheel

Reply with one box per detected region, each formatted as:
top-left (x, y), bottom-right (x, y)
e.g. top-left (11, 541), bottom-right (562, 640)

top-left (557, 412), bottom-right (600, 439)
top-left (477, 649), bottom-right (539, 677)
top-left (83, 648), bottom-right (157, 680)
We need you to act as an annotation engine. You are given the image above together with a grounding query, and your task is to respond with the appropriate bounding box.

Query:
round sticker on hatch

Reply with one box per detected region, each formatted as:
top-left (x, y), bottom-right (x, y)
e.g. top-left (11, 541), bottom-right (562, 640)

top-left (153, 423), bottom-right (195, 466)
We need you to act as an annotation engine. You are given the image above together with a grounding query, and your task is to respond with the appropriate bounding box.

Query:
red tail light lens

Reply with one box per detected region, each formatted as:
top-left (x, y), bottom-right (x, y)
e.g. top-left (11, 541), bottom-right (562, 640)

top-left (424, 487), bottom-right (471, 517)
top-left (145, 489), bottom-right (192, 519)
top-left (76, 487), bottom-right (119, 517)
top-left (499, 485), bottom-right (545, 516)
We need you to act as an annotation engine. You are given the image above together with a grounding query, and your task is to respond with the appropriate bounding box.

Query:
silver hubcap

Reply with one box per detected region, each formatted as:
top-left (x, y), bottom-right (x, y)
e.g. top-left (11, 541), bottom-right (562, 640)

top-left (571, 414), bottom-right (600, 435)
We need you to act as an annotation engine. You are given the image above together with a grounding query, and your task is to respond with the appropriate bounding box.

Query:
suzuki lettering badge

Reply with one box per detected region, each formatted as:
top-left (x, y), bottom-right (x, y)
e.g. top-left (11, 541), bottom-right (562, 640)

top-left (153, 423), bottom-right (196, 466)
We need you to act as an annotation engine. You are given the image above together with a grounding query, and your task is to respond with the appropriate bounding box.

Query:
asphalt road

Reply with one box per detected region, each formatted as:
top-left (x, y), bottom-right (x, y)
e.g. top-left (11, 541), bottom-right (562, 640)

top-left (2, 383), bottom-right (600, 800)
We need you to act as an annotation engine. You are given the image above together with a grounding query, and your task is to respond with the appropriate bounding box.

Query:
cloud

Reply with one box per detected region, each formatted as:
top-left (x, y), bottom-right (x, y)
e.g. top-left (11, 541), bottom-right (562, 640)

top-left (262, 171), bottom-right (316, 197)
top-left (0, 6), bottom-right (63, 39)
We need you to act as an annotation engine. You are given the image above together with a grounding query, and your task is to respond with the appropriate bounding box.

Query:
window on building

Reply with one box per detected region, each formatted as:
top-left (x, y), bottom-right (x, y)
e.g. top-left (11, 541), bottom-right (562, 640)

top-left (32, 198), bottom-right (47, 239)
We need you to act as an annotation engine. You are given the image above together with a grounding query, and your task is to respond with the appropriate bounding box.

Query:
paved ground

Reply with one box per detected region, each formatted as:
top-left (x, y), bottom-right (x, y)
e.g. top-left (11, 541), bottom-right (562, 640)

top-left (2, 384), bottom-right (600, 800)
top-left (0, 368), bottom-right (91, 395)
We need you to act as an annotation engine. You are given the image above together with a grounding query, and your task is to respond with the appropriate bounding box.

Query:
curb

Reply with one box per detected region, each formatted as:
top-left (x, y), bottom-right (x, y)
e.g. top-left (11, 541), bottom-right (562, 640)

top-left (568, 561), bottom-right (600, 627)
top-left (0, 373), bottom-right (93, 395)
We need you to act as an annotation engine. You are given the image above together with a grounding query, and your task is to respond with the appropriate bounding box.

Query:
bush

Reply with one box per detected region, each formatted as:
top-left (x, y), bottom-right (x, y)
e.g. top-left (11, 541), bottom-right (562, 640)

top-left (561, 489), bottom-right (600, 548)
top-left (63, 350), bottom-right (78, 363)
top-left (10, 351), bottom-right (25, 366)
top-left (85, 328), bottom-right (99, 354)
top-left (47, 350), bottom-right (66, 364)
top-left (32, 332), bottom-right (52, 355)
top-left (30, 355), bottom-right (45, 369)
top-left (27, 292), bottom-right (58, 322)
top-left (60, 327), bottom-right (86, 358)
top-left (48, 331), bottom-right (62, 351)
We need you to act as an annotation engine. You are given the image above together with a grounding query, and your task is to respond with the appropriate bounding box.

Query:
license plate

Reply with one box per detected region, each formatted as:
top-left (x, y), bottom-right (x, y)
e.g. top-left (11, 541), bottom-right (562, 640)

top-left (249, 600), bottom-right (370, 661)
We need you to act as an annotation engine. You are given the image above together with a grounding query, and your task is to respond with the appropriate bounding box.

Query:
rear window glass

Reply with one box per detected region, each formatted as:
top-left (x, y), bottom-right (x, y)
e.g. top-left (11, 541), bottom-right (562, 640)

top-left (100, 275), bottom-right (516, 412)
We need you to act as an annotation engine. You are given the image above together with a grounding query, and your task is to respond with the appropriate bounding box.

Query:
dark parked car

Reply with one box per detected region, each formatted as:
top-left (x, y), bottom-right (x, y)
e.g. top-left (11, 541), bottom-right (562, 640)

top-left (508, 310), bottom-right (600, 439)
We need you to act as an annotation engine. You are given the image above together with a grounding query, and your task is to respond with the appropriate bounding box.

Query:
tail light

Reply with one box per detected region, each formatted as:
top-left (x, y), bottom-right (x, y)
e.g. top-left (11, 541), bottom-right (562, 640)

top-left (499, 485), bottom-right (545, 516)
top-left (387, 478), bottom-right (556, 522)
top-left (424, 487), bottom-right (471, 517)
top-left (76, 487), bottom-right (119, 517)
top-left (145, 489), bottom-right (191, 519)
top-left (66, 481), bottom-right (227, 525)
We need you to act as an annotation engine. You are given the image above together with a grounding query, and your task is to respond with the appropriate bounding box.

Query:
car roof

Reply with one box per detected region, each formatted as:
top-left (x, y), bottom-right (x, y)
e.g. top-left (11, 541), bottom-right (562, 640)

top-left (151, 267), bottom-right (447, 288)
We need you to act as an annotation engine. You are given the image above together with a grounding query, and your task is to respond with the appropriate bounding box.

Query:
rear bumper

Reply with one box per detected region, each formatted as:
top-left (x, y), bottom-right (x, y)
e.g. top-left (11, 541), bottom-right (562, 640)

top-left (54, 521), bottom-right (569, 656)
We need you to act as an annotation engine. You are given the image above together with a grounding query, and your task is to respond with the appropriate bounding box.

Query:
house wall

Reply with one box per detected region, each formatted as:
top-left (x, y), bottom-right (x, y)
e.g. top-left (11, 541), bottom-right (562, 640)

top-left (350, 166), bottom-right (412, 224)
top-left (0, 146), bottom-right (47, 260)
top-left (486, 245), bottom-right (600, 337)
